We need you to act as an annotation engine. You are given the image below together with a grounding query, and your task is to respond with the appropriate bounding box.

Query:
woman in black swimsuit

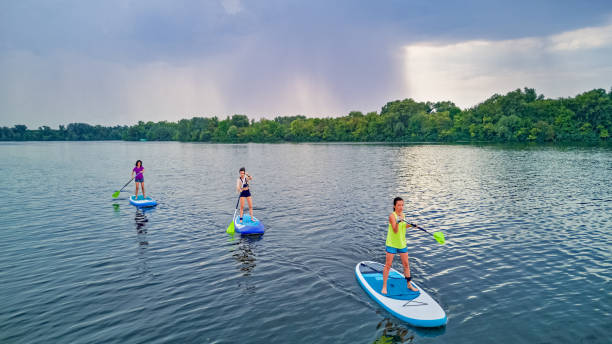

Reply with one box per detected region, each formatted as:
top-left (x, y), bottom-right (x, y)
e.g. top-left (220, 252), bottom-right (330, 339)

top-left (236, 167), bottom-right (255, 223)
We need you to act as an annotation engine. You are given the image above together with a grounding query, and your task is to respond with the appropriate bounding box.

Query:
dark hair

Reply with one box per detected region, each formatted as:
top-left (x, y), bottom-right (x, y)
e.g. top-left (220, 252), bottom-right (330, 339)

top-left (135, 160), bottom-right (143, 167)
top-left (393, 197), bottom-right (403, 210)
top-left (239, 167), bottom-right (245, 172)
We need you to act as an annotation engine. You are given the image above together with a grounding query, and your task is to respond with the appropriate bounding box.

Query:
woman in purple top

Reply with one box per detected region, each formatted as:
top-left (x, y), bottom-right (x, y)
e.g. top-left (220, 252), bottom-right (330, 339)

top-left (132, 160), bottom-right (145, 199)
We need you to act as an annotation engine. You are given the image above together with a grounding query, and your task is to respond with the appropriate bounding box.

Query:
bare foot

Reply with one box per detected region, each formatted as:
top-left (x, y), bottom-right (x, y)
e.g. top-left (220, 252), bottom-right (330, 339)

top-left (407, 282), bottom-right (418, 292)
top-left (381, 288), bottom-right (387, 295)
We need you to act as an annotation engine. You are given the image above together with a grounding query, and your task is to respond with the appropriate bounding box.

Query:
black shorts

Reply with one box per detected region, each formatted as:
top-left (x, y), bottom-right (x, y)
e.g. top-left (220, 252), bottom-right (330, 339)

top-left (240, 190), bottom-right (251, 198)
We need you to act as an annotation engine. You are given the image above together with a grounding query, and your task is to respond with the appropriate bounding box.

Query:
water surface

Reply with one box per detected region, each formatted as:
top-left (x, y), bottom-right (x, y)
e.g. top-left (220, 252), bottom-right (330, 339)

top-left (1, 142), bottom-right (610, 343)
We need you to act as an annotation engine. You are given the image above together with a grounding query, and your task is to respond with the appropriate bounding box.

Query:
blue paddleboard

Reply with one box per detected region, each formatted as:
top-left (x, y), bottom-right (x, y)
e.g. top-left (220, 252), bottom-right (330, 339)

top-left (130, 195), bottom-right (157, 207)
top-left (234, 214), bottom-right (264, 234)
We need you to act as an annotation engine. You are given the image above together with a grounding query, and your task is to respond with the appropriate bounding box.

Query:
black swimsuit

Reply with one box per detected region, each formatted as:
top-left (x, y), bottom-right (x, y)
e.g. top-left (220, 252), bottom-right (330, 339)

top-left (239, 177), bottom-right (251, 198)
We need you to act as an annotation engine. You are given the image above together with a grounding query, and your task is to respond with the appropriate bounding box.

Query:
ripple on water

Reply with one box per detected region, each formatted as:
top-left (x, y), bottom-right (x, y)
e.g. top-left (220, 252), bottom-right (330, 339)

top-left (0, 142), bottom-right (611, 343)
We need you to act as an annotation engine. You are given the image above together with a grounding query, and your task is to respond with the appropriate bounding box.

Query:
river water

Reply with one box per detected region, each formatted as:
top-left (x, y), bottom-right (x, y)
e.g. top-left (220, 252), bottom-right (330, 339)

top-left (1, 142), bottom-right (610, 343)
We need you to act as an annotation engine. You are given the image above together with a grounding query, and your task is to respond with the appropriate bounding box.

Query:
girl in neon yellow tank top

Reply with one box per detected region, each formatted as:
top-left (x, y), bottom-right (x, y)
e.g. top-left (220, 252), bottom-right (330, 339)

top-left (382, 197), bottom-right (419, 294)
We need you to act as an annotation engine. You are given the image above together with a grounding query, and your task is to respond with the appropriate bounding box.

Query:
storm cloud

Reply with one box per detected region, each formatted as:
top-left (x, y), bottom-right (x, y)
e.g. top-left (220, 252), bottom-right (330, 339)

top-left (1, 0), bottom-right (611, 127)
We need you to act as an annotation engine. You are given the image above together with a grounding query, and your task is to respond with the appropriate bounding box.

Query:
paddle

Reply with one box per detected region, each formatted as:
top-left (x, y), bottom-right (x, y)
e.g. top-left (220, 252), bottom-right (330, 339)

top-left (226, 195), bottom-right (241, 234)
top-left (112, 176), bottom-right (135, 198)
top-left (403, 221), bottom-right (445, 245)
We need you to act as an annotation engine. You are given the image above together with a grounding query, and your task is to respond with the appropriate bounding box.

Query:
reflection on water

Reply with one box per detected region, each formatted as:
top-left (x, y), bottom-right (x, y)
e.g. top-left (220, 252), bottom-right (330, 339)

top-left (135, 209), bottom-right (148, 233)
top-left (2, 142), bottom-right (610, 344)
top-left (374, 318), bottom-right (416, 344)
top-left (134, 208), bottom-right (154, 278)
top-left (373, 317), bottom-right (445, 343)
top-left (232, 235), bottom-right (262, 294)
top-left (135, 208), bottom-right (152, 245)
top-left (232, 235), bottom-right (261, 276)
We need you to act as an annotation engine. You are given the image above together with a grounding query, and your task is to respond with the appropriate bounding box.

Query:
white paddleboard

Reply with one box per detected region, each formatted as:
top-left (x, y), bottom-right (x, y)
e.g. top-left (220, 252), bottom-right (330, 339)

top-left (355, 261), bottom-right (447, 327)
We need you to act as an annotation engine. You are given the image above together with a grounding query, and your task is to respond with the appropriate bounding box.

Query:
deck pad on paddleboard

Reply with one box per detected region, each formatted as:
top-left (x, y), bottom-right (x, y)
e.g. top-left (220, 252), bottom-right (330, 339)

top-left (360, 271), bottom-right (420, 300)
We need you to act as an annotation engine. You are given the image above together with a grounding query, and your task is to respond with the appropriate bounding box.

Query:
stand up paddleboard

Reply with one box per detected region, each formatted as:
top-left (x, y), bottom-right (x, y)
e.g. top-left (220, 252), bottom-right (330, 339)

top-left (234, 214), bottom-right (264, 234)
top-left (355, 261), bottom-right (446, 327)
top-left (130, 195), bottom-right (157, 207)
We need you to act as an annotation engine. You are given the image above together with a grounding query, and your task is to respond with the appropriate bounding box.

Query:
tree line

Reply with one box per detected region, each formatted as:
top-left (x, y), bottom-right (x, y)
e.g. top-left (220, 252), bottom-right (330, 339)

top-left (2, 87), bottom-right (610, 144)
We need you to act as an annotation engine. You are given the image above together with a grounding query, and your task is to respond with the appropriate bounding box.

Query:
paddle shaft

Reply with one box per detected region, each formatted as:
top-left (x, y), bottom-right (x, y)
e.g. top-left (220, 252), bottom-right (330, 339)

top-left (409, 223), bottom-right (431, 235)
top-left (119, 176), bottom-right (136, 192)
top-left (231, 194), bottom-right (241, 221)
top-left (398, 219), bottom-right (444, 244)
top-left (397, 219), bottom-right (429, 233)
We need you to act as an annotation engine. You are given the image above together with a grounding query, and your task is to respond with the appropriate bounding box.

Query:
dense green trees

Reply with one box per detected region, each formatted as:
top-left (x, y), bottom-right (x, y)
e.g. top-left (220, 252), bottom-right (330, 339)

top-left (0, 123), bottom-right (126, 141)
top-left (2, 88), bottom-right (610, 144)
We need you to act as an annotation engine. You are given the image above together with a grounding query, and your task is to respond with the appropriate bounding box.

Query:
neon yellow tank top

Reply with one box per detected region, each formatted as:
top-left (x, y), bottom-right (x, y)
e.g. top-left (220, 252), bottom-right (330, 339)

top-left (385, 212), bottom-right (407, 249)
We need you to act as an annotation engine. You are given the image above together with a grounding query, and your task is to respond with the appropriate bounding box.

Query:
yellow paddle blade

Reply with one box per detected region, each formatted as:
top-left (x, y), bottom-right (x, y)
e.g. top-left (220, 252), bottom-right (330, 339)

top-left (433, 231), bottom-right (445, 245)
top-left (226, 221), bottom-right (235, 234)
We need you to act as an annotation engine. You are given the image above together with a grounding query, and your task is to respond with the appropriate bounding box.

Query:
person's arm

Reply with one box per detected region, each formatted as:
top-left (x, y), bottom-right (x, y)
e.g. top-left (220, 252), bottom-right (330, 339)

top-left (245, 173), bottom-right (252, 189)
top-left (236, 179), bottom-right (242, 193)
top-left (389, 213), bottom-right (399, 234)
top-left (131, 168), bottom-right (135, 178)
top-left (140, 168), bottom-right (144, 177)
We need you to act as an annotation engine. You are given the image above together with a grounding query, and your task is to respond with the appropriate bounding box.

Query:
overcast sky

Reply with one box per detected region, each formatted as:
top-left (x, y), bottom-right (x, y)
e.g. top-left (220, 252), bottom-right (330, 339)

top-left (1, 0), bottom-right (612, 128)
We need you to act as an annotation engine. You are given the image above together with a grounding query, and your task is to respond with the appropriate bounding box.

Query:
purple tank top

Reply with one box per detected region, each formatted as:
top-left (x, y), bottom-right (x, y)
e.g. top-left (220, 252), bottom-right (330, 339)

top-left (133, 166), bottom-right (144, 179)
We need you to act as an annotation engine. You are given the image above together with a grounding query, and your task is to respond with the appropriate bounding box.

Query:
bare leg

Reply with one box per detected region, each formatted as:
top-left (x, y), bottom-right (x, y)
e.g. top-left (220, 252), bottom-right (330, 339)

top-left (239, 197), bottom-right (245, 222)
top-left (381, 252), bottom-right (394, 294)
top-left (247, 197), bottom-right (254, 219)
top-left (141, 182), bottom-right (145, 199)
top-left (135, 183), bottom-right (140, 198)
top-left (400, 252), bottom-right (418, 292)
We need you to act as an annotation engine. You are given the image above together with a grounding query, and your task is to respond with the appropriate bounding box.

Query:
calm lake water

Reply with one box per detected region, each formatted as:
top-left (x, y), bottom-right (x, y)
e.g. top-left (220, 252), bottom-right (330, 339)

top-left (1, 141), bottom-right (610, 343)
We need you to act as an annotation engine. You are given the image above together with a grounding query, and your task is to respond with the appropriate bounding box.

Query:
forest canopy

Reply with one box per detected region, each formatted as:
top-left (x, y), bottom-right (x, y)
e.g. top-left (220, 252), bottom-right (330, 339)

top-left (2, 88), bottom-right (610, 144)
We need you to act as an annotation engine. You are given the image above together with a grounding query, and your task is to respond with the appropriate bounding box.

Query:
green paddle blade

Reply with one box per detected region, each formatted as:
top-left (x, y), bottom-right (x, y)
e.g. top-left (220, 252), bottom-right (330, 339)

top-left (433, 231), bottom-right (445, 245)
top-left (228, 232), bottom-right (236, 241)
top-left (112, 190), bottom-right (120, 198)
top-left (226, 220), bottom-right (235, 234)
